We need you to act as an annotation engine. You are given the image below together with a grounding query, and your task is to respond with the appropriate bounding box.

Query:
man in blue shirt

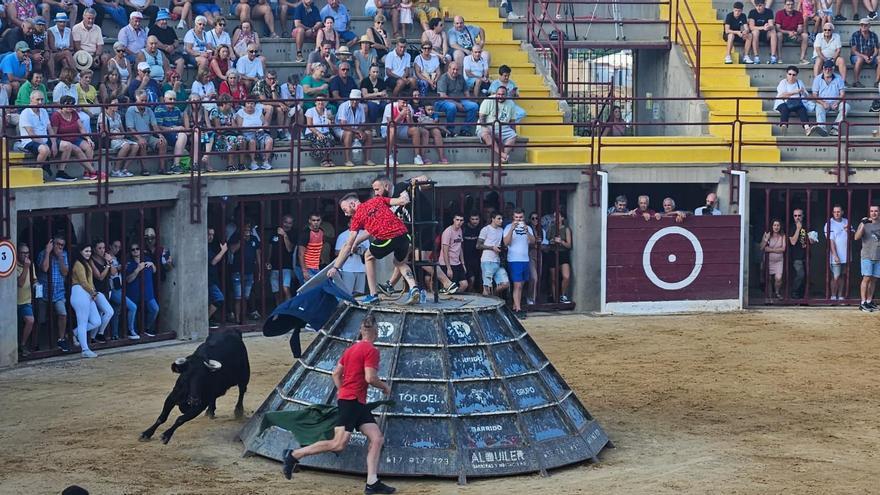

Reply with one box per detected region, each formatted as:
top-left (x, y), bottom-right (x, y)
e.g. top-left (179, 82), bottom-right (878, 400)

top-left (126, 242), bottom-right (159, 338)
top-left (292, 0), bottom-right (322, 62)
top-left (850, 18), bottom-right (880, 87)
top-left (320, 0), bottom-right (356, 47)
top-left (1, 41), bottom-right (32, 97)
top-left (809, 59), bottom-right (849, 136)
top-left (448, 16), bottom-right (489, 68)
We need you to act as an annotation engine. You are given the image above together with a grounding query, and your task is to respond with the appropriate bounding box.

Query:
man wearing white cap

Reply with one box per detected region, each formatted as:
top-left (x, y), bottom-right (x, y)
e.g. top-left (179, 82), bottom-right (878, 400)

top-left (128, 61), bottom-right (161, 102)
top-left (119, 11), bottom-right (148, 61)
top-left (72, 8), bottom-right (108, 69)
top-left (335, 89), bottom-right (374, 166)
top-left (850, 17), bottom-right (880, 87)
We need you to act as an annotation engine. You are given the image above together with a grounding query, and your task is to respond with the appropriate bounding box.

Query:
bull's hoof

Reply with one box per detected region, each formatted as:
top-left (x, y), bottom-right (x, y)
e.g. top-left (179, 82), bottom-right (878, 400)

top-left (234, 408), bottom-right (244, 420)
top-left (160, 434), bottom-right (172, 444)
top-left (139, 432), bottom-right (152, 442)
top-left (205, 410), bottom-right (216, 419)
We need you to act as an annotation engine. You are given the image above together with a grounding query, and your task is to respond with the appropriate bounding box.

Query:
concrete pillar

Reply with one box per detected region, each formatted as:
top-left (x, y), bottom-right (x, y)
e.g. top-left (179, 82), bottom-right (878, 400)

top-left (0, 211), bottom-right (19, 367)
top-left (570, 179), bottom-right (603, 313)
top-left (159, 189), bottom-right (209, 342)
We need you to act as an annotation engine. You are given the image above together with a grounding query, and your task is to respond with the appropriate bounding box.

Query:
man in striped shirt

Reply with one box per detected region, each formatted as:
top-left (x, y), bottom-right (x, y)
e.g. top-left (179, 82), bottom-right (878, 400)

top-left (298, 212), bottom-right (326, 282)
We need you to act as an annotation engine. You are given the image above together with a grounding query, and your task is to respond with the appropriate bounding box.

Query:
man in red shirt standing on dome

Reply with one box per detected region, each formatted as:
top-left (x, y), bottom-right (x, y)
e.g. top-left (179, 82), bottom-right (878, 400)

top-left (282, 315), bottom-right (396, 494)
top-left (328, 192), bottom-right (421, 305)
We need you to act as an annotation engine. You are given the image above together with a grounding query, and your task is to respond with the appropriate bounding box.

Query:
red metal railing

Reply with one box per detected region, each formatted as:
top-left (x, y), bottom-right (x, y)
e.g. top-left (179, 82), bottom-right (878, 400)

top-left (673, 0), bottom-right (702, 95)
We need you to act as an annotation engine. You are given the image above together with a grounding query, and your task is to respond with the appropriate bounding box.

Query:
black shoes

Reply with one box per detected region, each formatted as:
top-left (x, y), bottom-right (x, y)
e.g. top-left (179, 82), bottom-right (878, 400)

top-left (282, 449), bottom-right (300, 480)
top-left (365, 480), bottom-right (396, 494)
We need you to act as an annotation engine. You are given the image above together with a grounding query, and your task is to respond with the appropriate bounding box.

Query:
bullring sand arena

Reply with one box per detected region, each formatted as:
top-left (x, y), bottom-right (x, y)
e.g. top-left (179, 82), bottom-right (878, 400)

top-left (2, 308), bottom-right (879, 494)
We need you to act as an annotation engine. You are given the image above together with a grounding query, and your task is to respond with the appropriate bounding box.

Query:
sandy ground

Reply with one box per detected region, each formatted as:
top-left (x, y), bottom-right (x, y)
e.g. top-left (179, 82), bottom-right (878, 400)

top-left (1, 309), bottom-right (879, 494)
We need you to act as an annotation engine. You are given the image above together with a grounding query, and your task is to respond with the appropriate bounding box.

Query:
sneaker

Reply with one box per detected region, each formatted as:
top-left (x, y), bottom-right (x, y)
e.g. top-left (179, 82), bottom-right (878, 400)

top-left (413, 154), bottom-right (424, 165)
top-left (834, 13), bottom-right (846, 20)
top-left (177, 19), bottom-right (187, 30)
top-left (260, 161), bottom-right (272, 170)
top-left (803, 124), bottom-right (811, 135)
top-left (282, 449), bottom-right (300, 480)
top-left (560, 295), bottom-right (571, 303)
top-left (128, 332), bottom-right (141, 340)
top-left (854, 13), bottom-right (861, 20)
top-left (55, 171), bottom-right (78, 182)
top-left (84, 171), bottom-right (97, 180)
top-left (82, 350), bottom-right (98, 358)
top-left (724, 55), bottom-right (733, 64)
top-left (526, 298), bottom-right (535, 305)
top-left (110, 169), bottom-right (126, 178)
top-left (57, 338), bottom-right (70, 352)
top-left (249, 310), bottom-right (262, 320)
top-left (170, 165), bottom-right (184, 174)
top-left (871, 10), bottom-right (878, 19)
top-left (237, 163), bottom-right (246, 171)
top-left (364, 480), bottom-right (397, 494)
top-left (444, 281), bottom-right (460, 295)
top-left (868, 301), bottom-right (878, 310)
top-left (829, 127), bottom-right (839, 136)
top-left (854, 81), bottom-right (865, 88)
top-left (507, 12), bottom-right (523, 19)
top-left (144, 330), bottom-right (156, 337)
top-left (753, 55), bottom-right (761, 64)
top-left (403, 287), bottom-right (420, 305)
top-left (516, 310), bottom-right (527, 319)
top-left (378, 281), bottom-right (398, 295)
top-left (209, 320), bottom-right (220, 329)
top-left (742, 55), bottom-right (754, 64)
top-left (361, 294), bottom-right (381, 305)
top-left (861, 302), bottom-right (874, 312)
top-left (249, 162), bottom-right (260, 171)
top-left (770, 55), bottom-right (778, 64)
top-left (815, 126), bottom-right (829, 137)
top-left (94, 334), bottom-right (107, 343)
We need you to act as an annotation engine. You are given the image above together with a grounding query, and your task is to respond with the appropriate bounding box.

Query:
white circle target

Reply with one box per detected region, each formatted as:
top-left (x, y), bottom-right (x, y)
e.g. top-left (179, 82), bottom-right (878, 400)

top-left (642, 227), bottom-right (703, 290)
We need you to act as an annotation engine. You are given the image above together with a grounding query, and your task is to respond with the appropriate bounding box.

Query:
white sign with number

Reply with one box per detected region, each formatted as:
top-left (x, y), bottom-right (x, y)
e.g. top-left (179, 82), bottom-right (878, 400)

top-left (0, 240), bottom-right (15, 278)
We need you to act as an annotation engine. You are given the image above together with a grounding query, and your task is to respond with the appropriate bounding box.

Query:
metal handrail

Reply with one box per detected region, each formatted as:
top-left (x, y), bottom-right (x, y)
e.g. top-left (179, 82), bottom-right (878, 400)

top-left (674, 0), bottom-right (702, 95)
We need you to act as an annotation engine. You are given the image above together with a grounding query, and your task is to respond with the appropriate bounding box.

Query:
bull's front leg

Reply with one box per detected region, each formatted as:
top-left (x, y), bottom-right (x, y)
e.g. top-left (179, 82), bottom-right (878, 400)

top-left (160, 407), bottom-right (204, 444)
top-left (205, 399), bottom-right (217, 419)
top-left (140, 394), bottom-right (178, 441)
top-left (234, 382), bottom-right (247, 419)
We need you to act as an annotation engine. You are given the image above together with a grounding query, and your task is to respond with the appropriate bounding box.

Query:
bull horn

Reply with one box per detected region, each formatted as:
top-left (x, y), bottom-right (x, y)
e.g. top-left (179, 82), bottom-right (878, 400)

top-left (174, 358), bottom-right (187, 366)
top-left (204, 359), bottom-right (222, 370)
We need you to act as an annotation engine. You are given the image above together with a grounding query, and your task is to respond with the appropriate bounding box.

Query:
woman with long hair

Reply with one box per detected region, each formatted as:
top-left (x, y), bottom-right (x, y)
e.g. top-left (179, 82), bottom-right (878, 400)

top-left (70, 243), bottom-right (113, 358)
top-left (88, 240), bottom-right (116, 344)
top-left (762, 218), bottom-right (786, 299)
top-left (99, 68), bottom-right (127, 104)
top-left (421, 17), bottom-right (450, 63)
top-left (545, 211), bottom-right (572, 303)
top-left (210, 44), bottom-right (233, 86)
top-left (527, 211), bottom-right (543, 305)
top-left (601, 105), bottom-right (627, 137)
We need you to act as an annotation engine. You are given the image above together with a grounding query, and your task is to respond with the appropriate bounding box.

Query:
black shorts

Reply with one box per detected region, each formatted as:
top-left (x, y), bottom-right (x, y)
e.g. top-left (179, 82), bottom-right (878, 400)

top-left (723, 32), bottom-right (746, 45)
top-left (370, 234), bottom-right (410, 263)
top-left (448, 264), bottom-right (467, 283)
top-left (542, 250), bottom-right (571, 267)
top-left (337, 399), bottom-right (376, 432)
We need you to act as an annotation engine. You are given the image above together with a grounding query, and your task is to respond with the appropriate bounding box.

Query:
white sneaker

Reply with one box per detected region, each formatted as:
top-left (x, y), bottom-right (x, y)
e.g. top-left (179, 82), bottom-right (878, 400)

top-left (413, 154), bottom-right (424, 165)
top-left (177, 19), bottom-right (187, 30)
top-left (82, 350), bottom-right (98, 358)
top-left (724, 55), bottom-right (732, 64)
top-left (743, 55), bottom-right (754, 64)
top-left (249, 161), bottom-right (259, 171)
top-left (260, 161), bottom-right (272, 170)
top-left (128, 332), bottom-right (141, 340)
top-left (507, 12), bottom-right (523, 19)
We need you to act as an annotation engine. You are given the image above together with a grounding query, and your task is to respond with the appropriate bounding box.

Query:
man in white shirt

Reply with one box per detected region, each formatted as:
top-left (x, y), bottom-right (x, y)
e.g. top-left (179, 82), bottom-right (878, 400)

top-left (17, 90), bottom-right (63, 178)
top-left (463, 44), bottom-right (490, 96)
top-left (335, 225), bottom-right (370, 295)
top-left (384, 38), bottom-right (417, 97)
top-left (71, 8), bottom-right (109, 69)
top-left (335, 89), bottom-right (375, 166)
top-left (477, 212), bottom-right (509, 296)
top-left (502, 208), bottom-right (534, 318)
top-left (694, 192), bottom-right (723, 215)
top-left (235, 43), bottom-right (265, 89)
top-left (825, 205), bottom-right (850, 300)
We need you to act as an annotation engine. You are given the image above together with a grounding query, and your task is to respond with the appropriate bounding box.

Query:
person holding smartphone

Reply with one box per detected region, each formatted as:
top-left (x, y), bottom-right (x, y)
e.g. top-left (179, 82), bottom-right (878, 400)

top-left (855, 205), bottom-right (880, 311)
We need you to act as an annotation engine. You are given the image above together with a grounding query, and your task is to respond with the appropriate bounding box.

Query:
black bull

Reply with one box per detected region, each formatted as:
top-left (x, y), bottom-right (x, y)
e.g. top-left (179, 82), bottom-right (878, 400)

top-left (140, 331), bottom-right (250, 444)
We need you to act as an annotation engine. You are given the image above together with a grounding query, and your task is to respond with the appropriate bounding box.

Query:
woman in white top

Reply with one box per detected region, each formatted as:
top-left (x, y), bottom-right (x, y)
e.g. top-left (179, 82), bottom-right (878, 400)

top-left (190, 68), bottom-right (218, 121)
top-left (303, 97), bottom-right (336, 167)
top-left (774, 65), bottom-right (812, 133)
top-left (107, 41), bottom-right (131, 85)
top-left (414, 43), bottom-right (441, 95)
top-left (205, 19), bottom-right (232, 52)
top-left (813, 22), bottom-right (846, 78)
top-left (184, 15), bottom-right (212, 71)
top-left (52, 67), bottom-right (92, 132)
top-left (235, 99), bottom-right (274, 170)
top-left (47, 13), bottom-right (73, 80)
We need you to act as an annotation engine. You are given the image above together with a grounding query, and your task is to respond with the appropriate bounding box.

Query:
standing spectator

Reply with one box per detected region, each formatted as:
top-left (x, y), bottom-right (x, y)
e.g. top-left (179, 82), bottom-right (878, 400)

top-left (125, 242), bottom-right (158, 337)
top-left (775, 0), bottom-right (809, 64)
top-left (503, 208), bottom-right (534, 318)
top-left (298, 212), bottom-right (326, 282)
top-left (855, 205), bottom-right (880, 311)
top-left (87, 240), bottom-right (115, 344)
top-left (813, 22), bottom-right (846, 78)
top-left (422, 17), bottom-right (449, 62)
top-left (440, 213), bottom-right (470, 293)
top-left (229, 220), bottom-right (262, 322)
top-left (810, 59), bottom-right (849, 136)
top-left (824, 205), bottom-right (850, 301)
top-left (154, 89), bottom-right (190, 174)
top-left (659, 198), bottom-right (687, 222)
top-left (788, 208), bottom-right (811, 299)
top-left (527, 211), bottom-right (542, 305)
top-left (147, 10), bottom-right (186, 77)
top-left (365, 13), bottom-right (390, 60)
top-left (126, 88), bottom-right (168, 176)
top-left (630, 194), bottom-right (656, 220)
top-left (397, 0), bottom-right (413, 38)
top-left (384, 38), bottom-right (417, 97)
top-left (462, 211), bottom-right (482, 293)
top-left (51, 95), bottom-right (98, 179)
top-left (447, 16), bottom-right (490, 66)
top-left (236, 97), bottom-right (274, 170)
top-left (477, 85), bottom-right (517, 163)
top-left (47, 13), bottom-right (73, 80)
top-left (335, 89), bottom-right (374, 166)
top-left (236, 43), bottom-right (265, 89)
top-left (774, 65), bottom-right (811, 133)
top-left (37, 234), bottom-right (70, 352)
top-left (354, 35), bottom-right (377, 81)
top-left (72, 8), bottom-right (108, 69)
top-left (207, 227), bottom-right (226, 328)
top-left (463, 44), bottom-right (490, 96)
top-left (477, 212), bottom-right (509, 297)
top-left (252, 69), bottom-right (289, 140)
top-left (360, 63), bottom-right (387, 123)
top-left (320, 0), bottom-right (355, 47)
top-left (382, 97), bottom-right (427, 165)
top-left (608, 194), bottom-right (630, 215)
top-left (436, 62), bottom-right (478, 136)
top-left (748, 2), bottom-right (778, 64)
top-left (291, 0), bottom-right (322, 62)
top-left (545, 211), bottom-right (572, 303)
top-left (850, 17), bottom-right (880, 87)
top-left (143, 227), bottom-right (174, 285)
top-left (334, 223), bottom-right (369, 295)
top-left (761, 218), bottom-right (786, 299)
top-left (414, 41), bottom-right (441, 96)
top-left (70, 243), bottom-right (112, 358)
top-left (105, 240), bottom-right (136, 340)
top-left (267, 215), bottom-right (295, 305)
top-left (119, 11), bottom-right (147, 61)
top-left (305, 97), bottom-right (336, 167)
top-left (17, 243), bottom-right (36, 357)
top-left (695, 192), bottom-right (723, 215)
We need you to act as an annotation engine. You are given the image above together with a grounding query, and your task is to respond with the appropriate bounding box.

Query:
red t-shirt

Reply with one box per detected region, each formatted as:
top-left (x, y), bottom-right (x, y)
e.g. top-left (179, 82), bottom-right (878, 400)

top-left (337, 340), bottom-right (380, 404)
top-left (775, 10), bottom-right (802, 32)
top-left (350, 196), bottom-right (408, 241)
top-left (50, 111), bottom-right (80, 137)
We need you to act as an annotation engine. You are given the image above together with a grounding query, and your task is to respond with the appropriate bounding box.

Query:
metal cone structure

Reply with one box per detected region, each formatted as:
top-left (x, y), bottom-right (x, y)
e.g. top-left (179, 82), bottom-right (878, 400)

top-left (240, 295), bottom-right (611, 480)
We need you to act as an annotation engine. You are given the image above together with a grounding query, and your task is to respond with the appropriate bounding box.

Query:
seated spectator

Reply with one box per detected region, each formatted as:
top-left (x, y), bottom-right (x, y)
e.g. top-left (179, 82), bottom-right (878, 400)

top-left (658, 197), bottom-right (687, 222)
top-left (608, 194), bottom-right (629, 215)
top-left (304, 97), bottom-right (336, 167)
top-left (365, 13), bottom-right (390, 60)
top-left (125, 88), bottom-right (168, 175)
top-left (154, 89), bottom-right (190, 174)
top-left (747, 3), bottom-right (778, 64)
top-left (487, 65), bottom-right (527, 122)
top-left (448, 16), bottom-right (490, 68)
top-left (45, 0), bottom-right (78, 27)
top-left (774, 65), bottom-right (812, 133)
top-left (98, 0), bottom-right (130, 27)
top-left (334, 89), bottom-right (374, 166)
top-left (463, 43), bottom-right (490, 96)
top-left (436, 61), bottom-right (478, 136)
top-left (191, 68), bottom-right (217, 121)
top-left (321, 0), bottom-right (356, 47)
top-left (235, 98), bottom-right (274, 170)
top-left (28, 17), bottom-right (48, 77)
top-left (695, 192), bottom-right (723, 215)
top-left (414, 41), bottom-right (441, 96)
top-left (329, 61), bottom-right (358, 105)
top-left (233, 0), bottom-right (277, 38)
top-left (191, 0), bottom-right (220, 26)
top-left (422, 17), bottom-right (450, 62)
top-left (630, 194), bottom-right (656, 221)
top-left (411, 0), bottom-right (440, 33)
top-left (122, 0), bottom-right (159, 22)
top-left (47, 13), bottom-right (73, 80)
top-left (14, 70), bottom-right (45, 107)
top-left (148, 10), bottom-right (187, 77)
top-left (477, 86), bottom-right (517, 164)
top-left (218, 68), bottom-right (249, 102)
top-left (72, 9), bottom-right (109, 69)
top-left (0, 20), bottom-right (33, 59)
top-left (204, 16), bottom-right (230, 49)
top-left (210, 44), bottom-right (233, 85)
top-left (6, 0), bottom-right (37, 30)
top-left (161, 71), bottom-right (187, 110)
top-left (208, 93), bottom-right (244, 171)
top-left (813, 22), bottom-right (846, 78)
top-left (385, 38), bottom-right (417, 97)
top-left (99, 68), bottom-right (127, 103)
top-left (307, 41), bottom-right (338, 82)
top-left (108, 41), bottom-right (132, 85)
top-left (360, 63), bottom-right (388, 123)
top-left (119, 11), bottom-right (147, 62)
top-left (775, 0), bottom-right (809, 64)
top-left (17, 90), bottom-right (67, 179)
top-left (601, 105), bottom-right (628, 136)
top-left (127, 61), bottom-right (161, 102)
top-left (302, 62), bottom-right (330, 110)
top-left (168, 0), bottom-right (192, 30)
top-left (809, 59), bottom-right (850, 135)
top-left (75, 68), bottom-right (100, 121)
top-left (413, 97), bottom-right (448, 163)
top-left (353, 35), bottom-right (378, 80)
top-left (232, 19), bottom-right (261, 60)
top-left (125, 242), bottom-right (159, 337)
top-left (1, 41), bottom-right (32, 99)
top-left (51, 95), bottom-right (98, 179)
top-left (99, 96), bottom-right (138, 177)
top-left (850, 17), bottom-right (880, 87)
top-left (382, 97), bottom-right (427, 165)
top-left (235, 43), bottom-right (265, 89)
top-left (252, 69), bottom-right (289, 140)
top-left (291, 0), bottom-right (322, 62)
top-left (136, 37), bottom-right (169, 83)
top-left (183, 15), bottom-right (211, 71)
top-left (280, 73), bottom-right (305, 127)
top-left (316, 15), bottom-right (340, 51)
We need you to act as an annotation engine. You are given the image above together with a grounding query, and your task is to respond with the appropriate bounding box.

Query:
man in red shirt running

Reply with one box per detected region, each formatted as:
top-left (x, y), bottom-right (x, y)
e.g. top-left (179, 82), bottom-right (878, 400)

top-left (282, 315), bottom-right (396, 494)
top-left (328, 192), bottom-right (421, 305)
